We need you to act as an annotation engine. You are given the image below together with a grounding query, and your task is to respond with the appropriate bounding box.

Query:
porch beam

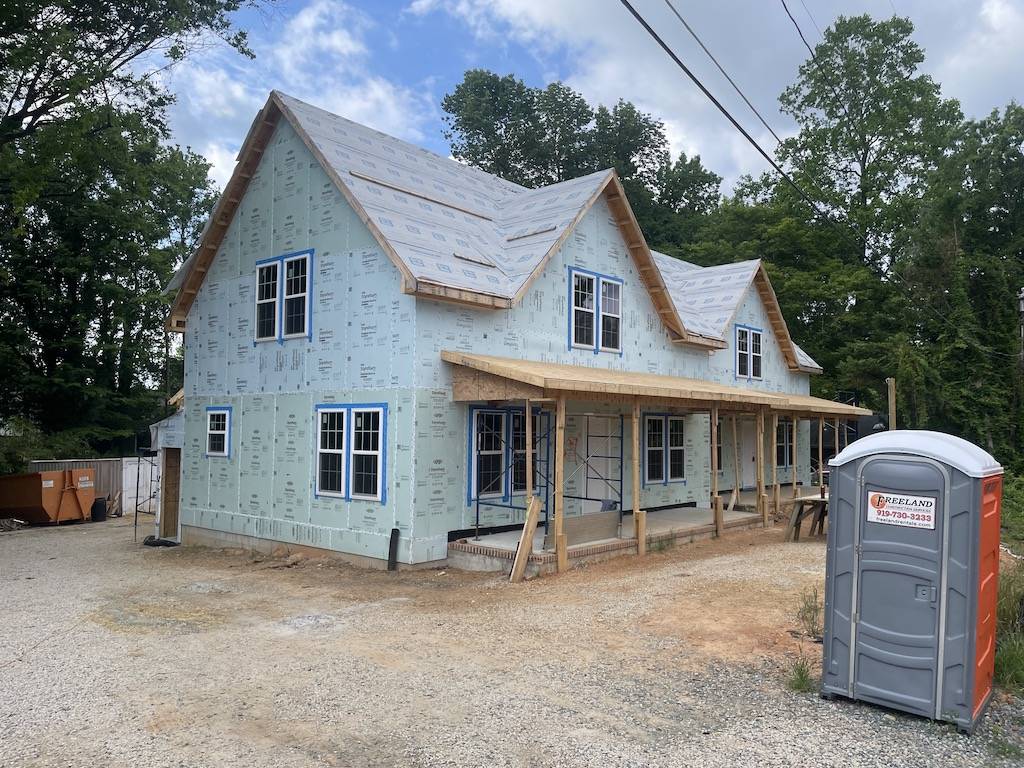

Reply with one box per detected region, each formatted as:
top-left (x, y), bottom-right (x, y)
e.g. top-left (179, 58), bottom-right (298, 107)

top-left (554, 395), bottom-right (567, 573)
top-left (729, 415), bottom-right (740, 512)
top-left (525, 398), bottom-right (533, 500)
top-left (834, 417), bottom-right (841, 457)
top-left (710, 404), bottom-right (719, 501)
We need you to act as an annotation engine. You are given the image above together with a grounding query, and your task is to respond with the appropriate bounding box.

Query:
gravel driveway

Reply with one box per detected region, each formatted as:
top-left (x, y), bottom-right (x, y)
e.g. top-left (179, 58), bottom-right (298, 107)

top-left (2, 516), bottom-right (1021, 767)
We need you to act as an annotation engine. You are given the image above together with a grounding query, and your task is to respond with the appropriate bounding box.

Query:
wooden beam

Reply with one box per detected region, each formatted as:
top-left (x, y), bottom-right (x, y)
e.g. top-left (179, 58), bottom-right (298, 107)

top-left (729, 415), bottom-right (740, 512)
top-left (525, 398), bottom-right (533, 501)
top-left (886, 376), bottom-right (897, 430)
top-left (792, 415), bottom-right (799, 499)
top-left (756, 408), bottom-right (766, 526)
top-left (635, 509), bottom-right (647, 557)
top-left (818, 417), bottom-right (825, 490)
top-left (834, 417), bottom-right (840, 458)
top-left (509, 496), bottom-right (541, 584)
top-left (554, 394), bottom-right (567, 573)
top-left (632, 398), bottom-right (644, 557)
top-left (710, 405), bottom-right (719, 502)
top-left (771, 413), bottom-right (780, 520)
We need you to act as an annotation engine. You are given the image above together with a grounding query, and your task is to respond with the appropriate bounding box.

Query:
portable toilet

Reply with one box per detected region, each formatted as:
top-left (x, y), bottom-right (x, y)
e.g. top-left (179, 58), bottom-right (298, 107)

top-left (822, 430), bottom-right (1003, 733)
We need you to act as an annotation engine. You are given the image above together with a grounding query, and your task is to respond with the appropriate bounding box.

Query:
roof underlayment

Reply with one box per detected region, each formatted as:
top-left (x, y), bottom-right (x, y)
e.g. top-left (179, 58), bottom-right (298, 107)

top-left (168, 91), bottom-right (821, 373)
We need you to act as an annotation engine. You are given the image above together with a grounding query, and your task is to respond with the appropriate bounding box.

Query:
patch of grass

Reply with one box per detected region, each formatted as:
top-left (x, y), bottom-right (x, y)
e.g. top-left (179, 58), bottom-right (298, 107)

top-left (648, 536), bottom-right (675, 553)
top-left (796, 587), bottom-right (823, 639)
top-left (996, 563), bottom-right (1024, 694)
top-left (787, 655), bottom-right (816, 693)
top-left (988, 728), bottom-right (1024, 761)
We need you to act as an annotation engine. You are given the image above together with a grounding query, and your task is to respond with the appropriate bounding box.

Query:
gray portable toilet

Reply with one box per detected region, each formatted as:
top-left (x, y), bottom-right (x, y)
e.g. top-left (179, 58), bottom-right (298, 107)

top-left (822, 430), bottom-right (1003, 733)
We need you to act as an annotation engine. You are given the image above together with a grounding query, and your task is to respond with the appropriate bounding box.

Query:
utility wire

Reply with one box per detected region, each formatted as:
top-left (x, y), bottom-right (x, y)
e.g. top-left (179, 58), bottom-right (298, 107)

top-left (661, 0), bottom-right (784, 146)
top-left (797, 0), bottom-right (823, 38)
top-left (619, 0), bottom-right (1019, 360)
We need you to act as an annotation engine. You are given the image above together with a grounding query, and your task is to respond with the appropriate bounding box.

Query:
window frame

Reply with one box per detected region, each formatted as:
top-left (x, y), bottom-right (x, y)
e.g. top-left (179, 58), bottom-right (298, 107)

top-left (571, 271), bottom-right (596, 350)
top-left (254, 262), bottom-right (279, 342)
top-left (599, 278), bottom-right (622, 353)
top-left (510, 411), bottom-right (541, 495)
top-left (254, 249), bottom-right (314, 344)
top-left (315, 407), bottom-right (347, 499)
top-left (735, 325), bottom-right (764, 381)
top-left (472, 410), bottom-right (508, 500)
top-left (667, 416), bottom-right (686, 482)
top-left (349, 407), bottom-right (384, 501)
top-left (205, 407), bottom-right (231, 458)
top-left (776, 419), bottom-right (794, 469)
top-left (282, 252), bottom-right (310, 340)
top-left (644, 415), bottom-right (665, 485)
top-left (312, 402), bottom-right (388, 504)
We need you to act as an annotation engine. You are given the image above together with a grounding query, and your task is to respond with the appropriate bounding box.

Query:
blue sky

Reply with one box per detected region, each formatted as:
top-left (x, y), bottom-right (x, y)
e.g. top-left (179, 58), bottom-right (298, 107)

top-left (161, 0), bottom-right (1024, 192)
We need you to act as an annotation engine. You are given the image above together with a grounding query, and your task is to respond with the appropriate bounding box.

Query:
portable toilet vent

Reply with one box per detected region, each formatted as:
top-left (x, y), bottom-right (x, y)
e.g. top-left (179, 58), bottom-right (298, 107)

top-left (822, 430), bottom-right (1003, 733)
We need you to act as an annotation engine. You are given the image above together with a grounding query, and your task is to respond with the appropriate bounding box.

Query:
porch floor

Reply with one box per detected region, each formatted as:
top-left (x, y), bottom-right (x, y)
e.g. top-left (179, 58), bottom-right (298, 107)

top-left (447, 503), bottom-right (764, 574)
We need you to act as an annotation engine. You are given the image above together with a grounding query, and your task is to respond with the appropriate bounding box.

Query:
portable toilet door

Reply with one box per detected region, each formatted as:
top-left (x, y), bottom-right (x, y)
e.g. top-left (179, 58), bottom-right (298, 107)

top-left (822, 430), bottom-right (1003, 733)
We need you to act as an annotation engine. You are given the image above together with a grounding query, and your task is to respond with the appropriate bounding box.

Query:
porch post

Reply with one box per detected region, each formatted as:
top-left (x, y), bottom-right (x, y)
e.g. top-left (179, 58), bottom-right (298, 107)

top-left (817, 416), bottom-right (824, 490)
top-left (711, 405), bottom-right (722, 536)
top-left (554, 394), bottom-right (567, 573)
top-left (791, 415), bottom-right (799, 498)
top-left (771, 412), bottom-right (780, 519)
top-left (729, 415), bottom-right (740, 511)
top-left (632, 398), bottom-right (645, 557)
top-left (756, 408), bottom-right (767, 526)
top-left (524, 398), bottom-right (533, 500)
top-left (834, 417), bottom-right (840, 457)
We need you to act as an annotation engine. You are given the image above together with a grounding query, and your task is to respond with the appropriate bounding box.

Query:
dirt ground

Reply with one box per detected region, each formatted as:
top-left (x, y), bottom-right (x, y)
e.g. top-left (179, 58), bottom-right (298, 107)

top-left (1, 516), bottom-right (1020, 767)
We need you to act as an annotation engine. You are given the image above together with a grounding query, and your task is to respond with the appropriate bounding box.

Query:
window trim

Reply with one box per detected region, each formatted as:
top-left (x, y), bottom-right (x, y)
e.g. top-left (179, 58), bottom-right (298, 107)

top-left (667, 415), bottom-right (686, 482)
top-left (642, 413), bottom-right (688, 486)
top-left (350, 405), bottom-right (385, 501)
top-left (315, 407), bottom-right (347, 499)
top-left (735, 324), bottom-right (764, 381)
top-left (254, 262), bottom-right (279, 342)
top-left (510, 411), bottom-right (541, 495)
top-left (776, 419), bottom-right (794, 469)
top-left (644, 414), bottom-right (665, 485)
top-left (599, 278), bottom-right (622, 353)
top-left (282, 252), bottom-right (310, 340)
top-left (568, 267), bottom-right (624, 354)
top-left (205, 406), bottom-right (231, 458)
top-left (312, 402), bottom-right (388, 505)
top-left (254, 249), bottom-right (314, 344)
top-left (570, 271), bottom-right (596, 350)
top-left (472, 410), bottom-right (508, 501)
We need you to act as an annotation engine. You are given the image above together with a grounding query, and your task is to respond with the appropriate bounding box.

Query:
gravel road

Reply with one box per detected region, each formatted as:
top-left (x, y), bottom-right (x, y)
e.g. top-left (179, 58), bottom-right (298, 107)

top-left (1, 516), bottom-right (1021, 767)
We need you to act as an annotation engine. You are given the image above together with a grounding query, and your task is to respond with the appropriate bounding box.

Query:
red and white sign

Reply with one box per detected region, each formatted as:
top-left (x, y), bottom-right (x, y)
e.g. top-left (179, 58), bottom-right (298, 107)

top-left (866, 491), bottom-right (937, 530)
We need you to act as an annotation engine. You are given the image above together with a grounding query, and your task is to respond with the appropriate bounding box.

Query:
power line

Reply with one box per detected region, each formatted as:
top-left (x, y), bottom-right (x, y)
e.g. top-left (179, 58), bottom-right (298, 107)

top-left (661, 0), bottom-right (784, 146)
top-left (619, 0), bottom-right (1020, 360)
top-left (797, 0), bottom-right (823, 38)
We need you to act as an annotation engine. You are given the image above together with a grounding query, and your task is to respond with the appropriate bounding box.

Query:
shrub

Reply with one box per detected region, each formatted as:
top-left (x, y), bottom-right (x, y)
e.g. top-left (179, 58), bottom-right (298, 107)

top-left (787, 655), bottom-right (816, 693)
top-left (996, 563), bottom-right (1024, 694)
top-left (796, 587), bottom-right (823, 639)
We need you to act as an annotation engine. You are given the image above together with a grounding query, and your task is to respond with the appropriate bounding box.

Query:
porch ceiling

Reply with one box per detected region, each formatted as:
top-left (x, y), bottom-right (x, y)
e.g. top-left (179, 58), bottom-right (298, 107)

top-left (441, 351), bottom-right (873, 418)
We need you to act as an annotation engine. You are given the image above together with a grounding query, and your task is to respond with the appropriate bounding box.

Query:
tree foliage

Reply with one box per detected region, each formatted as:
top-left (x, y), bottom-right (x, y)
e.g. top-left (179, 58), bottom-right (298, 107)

top-left (0, 0), bottom-right (249, 466)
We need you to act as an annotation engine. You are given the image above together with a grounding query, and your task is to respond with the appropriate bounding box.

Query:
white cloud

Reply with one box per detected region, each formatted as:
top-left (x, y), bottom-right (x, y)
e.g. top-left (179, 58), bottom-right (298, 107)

top-left (202, 141), bottom-right (238, 189)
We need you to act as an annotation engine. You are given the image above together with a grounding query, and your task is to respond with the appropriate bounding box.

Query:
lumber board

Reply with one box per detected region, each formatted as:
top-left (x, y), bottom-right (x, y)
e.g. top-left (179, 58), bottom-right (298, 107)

top-left (509, 496), bottom-right (541, 584)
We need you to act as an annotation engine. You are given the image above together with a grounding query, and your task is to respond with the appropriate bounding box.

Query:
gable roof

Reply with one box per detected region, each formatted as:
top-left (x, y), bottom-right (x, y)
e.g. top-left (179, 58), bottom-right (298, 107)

top-left (167, 91), bottom-right (708, 346)
top-left (651, 251), bottom-right (822, 374)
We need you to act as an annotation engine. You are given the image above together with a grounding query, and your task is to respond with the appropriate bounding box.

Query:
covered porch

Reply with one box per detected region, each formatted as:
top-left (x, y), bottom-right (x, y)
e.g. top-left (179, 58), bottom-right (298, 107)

top-left (442, 351), bottom-right (872, 577)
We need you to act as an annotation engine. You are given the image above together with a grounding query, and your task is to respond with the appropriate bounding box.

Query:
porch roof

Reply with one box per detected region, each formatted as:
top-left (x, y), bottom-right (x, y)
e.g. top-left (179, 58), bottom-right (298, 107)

top-left (441, 351), bottom-right (873, 418)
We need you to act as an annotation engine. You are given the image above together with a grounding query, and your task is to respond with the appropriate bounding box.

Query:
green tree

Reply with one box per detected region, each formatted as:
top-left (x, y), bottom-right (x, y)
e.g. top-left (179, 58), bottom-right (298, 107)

top-left (777, 15), bottom-right (962, 272)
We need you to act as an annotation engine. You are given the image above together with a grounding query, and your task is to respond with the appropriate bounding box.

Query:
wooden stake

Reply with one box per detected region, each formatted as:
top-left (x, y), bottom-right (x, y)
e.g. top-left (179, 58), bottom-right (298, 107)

top-left (886, 376), bottom-right (896, 430)
top-left (636, 509), bottom-right (647, 556)
top-left (791, 415), bottom-right (799, 499)
top-left (509, 496), bottom-right (541, 584)
top-left (714, 495), bottom-right (724, 537)
top-left (554, 395), bottom-right (567, 573)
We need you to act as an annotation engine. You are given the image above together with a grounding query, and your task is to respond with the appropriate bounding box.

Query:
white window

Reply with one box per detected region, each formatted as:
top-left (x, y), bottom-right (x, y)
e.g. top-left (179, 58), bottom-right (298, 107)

top-left (572, 272), bottom-right (595, 348)
top-left (474, 411), bottom-right (506, 498)
top-left (511, 412), bottom-right (540, 494)
top-left (206, 408), bottom-right (230, 457)
top-left (599, 279), bottom-right (621, 352)
top-left (350, 408), bottom-right (382, 500)
top-left (776, 420), bottom-right (794, 468)
top-left (667, 416), bottom-right (685, 481)
top-left (645, 415), bottom-right (665, 484)
top-left (282, 254), bottom-right (309, 338)
top-left (255, 262), bottom-right (278, 341)
top-left (316, 408), bottom-right (346, 497)
top-left (736, 326), bottom-right (763, 380)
